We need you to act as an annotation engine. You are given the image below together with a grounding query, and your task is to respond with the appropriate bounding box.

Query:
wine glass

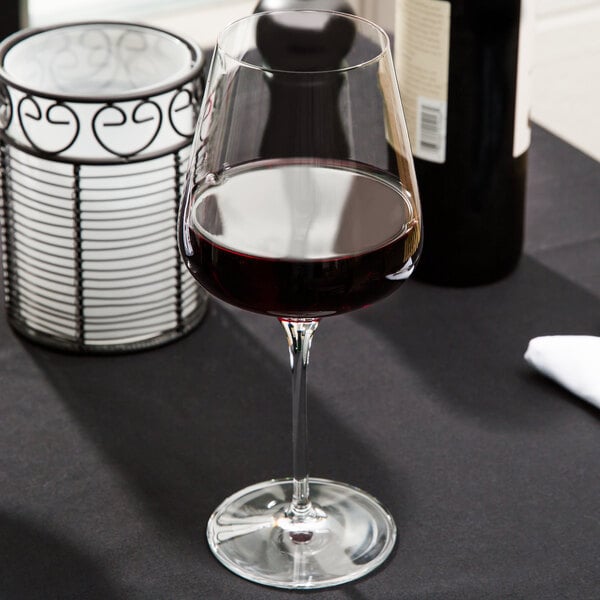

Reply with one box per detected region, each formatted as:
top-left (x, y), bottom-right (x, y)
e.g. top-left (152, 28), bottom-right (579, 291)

top-left (179, 9), bottom-right (422, 589)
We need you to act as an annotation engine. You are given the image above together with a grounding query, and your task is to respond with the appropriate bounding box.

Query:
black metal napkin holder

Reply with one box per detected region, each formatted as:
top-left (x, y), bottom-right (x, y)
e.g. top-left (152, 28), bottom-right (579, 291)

top-left (0, 22), bottom-right (208, 352)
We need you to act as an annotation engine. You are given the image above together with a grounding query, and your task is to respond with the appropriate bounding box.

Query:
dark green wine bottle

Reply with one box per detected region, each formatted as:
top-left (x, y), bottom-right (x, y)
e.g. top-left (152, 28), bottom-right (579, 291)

top-left (254, 1), bottom-right (355, 161)
top-left (395, 0), bottom-right (532, 286)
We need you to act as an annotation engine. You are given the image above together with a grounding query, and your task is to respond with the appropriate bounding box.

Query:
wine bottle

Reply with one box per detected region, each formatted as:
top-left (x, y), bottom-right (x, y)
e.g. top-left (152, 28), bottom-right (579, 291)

top-left (394, 0), bottom-right (532, 285)
top-left (254, 2), bottom-right (355, 160)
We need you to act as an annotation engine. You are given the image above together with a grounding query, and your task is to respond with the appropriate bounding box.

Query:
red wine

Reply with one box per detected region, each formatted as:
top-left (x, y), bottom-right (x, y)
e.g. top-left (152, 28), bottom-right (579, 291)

top-left (394, 0), bottom-right (531, 285)
top-left (181, 160), bottom-right (421, 318)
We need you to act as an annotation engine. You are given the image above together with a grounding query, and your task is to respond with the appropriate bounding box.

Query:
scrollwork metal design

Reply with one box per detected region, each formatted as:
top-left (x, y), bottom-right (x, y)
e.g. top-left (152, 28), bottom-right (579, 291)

top-left (169, 88), bottom-right (195, 138)
top-left (92, 100), bottom-right (162, 158)
top-left (18, 96), bottom-right (80, 155)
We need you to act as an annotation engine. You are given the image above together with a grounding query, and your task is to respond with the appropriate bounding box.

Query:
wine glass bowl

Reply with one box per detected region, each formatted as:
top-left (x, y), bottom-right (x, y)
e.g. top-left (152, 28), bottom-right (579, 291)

top-left (179, 9), bottom-right (421, 589)
top-left (185, 158), bottom-right (419, 318)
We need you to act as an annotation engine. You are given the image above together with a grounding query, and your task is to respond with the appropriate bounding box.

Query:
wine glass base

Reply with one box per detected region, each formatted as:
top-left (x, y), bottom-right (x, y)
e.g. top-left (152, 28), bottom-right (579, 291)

top-left (206, 478), bottom-right (396, 589)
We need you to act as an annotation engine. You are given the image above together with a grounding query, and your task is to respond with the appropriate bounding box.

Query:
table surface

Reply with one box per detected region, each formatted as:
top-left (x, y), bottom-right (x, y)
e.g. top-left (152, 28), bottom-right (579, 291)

top-left (1, 124), bottom-right (599, 600)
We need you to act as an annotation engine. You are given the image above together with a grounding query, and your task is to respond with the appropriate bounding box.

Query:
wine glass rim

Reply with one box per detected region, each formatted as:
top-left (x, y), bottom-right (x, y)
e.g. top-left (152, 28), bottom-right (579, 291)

top-left (216, 9), bottom-right (391, 75)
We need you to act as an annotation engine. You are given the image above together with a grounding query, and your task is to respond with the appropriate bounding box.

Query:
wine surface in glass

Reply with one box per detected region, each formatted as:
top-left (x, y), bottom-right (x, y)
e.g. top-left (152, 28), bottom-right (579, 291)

top-left (183, 159), bottom-right (419, 318)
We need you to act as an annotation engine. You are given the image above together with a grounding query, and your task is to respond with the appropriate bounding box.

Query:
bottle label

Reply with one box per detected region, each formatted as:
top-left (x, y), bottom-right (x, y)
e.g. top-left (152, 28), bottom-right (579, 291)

top-left (394, 0), bottom-right (451, 164)
top-left (513, 0), bottom-right (532, 157)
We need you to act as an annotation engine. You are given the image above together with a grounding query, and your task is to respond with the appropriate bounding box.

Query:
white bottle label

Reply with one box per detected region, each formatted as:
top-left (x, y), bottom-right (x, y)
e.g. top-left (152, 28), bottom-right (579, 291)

top-left (513, 0), bottom-right (532, 157)
top-left (394, 0), bottom-right (451, 164)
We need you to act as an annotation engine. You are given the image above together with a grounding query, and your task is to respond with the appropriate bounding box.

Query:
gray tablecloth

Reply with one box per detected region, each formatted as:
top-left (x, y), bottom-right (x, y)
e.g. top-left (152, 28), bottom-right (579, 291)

top-left (0, 124), bottom-right (598, 599)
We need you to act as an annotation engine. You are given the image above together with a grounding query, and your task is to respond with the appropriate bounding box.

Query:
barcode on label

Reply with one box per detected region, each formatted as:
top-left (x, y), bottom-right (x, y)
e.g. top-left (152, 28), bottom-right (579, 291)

top-left (416, 97), bottom-right (447, 163)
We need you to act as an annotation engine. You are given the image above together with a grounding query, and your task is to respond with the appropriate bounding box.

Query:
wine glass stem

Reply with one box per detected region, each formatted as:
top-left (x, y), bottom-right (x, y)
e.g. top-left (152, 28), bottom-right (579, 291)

top-left (281, 318), bottom-right (319, 515)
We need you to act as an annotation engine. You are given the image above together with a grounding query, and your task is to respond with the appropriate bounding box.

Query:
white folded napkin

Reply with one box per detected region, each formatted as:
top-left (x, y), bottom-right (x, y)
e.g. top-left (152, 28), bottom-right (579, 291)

top-left (524, 336), bottom-right (600, 408)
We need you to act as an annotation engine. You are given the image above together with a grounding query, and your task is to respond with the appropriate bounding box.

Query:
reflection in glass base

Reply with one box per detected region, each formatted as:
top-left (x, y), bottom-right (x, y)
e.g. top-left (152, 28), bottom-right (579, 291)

top-left (206, 478), bottom-right (396, 589)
